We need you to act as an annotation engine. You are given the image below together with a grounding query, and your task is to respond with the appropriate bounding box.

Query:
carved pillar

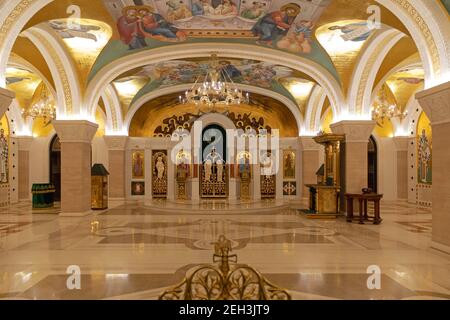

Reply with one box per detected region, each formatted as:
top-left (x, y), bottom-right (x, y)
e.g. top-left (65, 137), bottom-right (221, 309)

top-left (299, 136), bottom-right (321, 200)
top-left (17, 136), bottom-right (33, 201)
top-left (104, 136), bottom-right (128, 200)
top-left (331, 120), bottom-right (375, 194)
top-left (0, 88), bottom-right (15, 117)
top-left (416, 81), bottom-right (450, 253)
top-left (393, 137), bottom-right (409, 200)
top-left (53, 120), bottom-right (98, 216)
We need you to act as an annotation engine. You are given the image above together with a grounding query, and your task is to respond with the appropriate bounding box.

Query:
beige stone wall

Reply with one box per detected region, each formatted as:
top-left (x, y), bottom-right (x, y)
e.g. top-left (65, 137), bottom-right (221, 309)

top-left (108, 149), bottom-right (125, 198)
top-left (18, 150), bottom-right (29, 200)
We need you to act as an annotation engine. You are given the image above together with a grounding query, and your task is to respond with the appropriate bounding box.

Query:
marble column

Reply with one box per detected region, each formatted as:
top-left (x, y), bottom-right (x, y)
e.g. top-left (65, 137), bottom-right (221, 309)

top-left (104, 136), bottom-right (128, 200)
top-left (299, 136), bottom-right (321, 200)
top-left (16, 136), bottom-right (33, 201)
top-left (393, 137), bottom-right (409, 201)
top-left (331, 120), bottom-right (375, 194)
top-left (416, 81), bottom-right (450, 254)
top-left (0, 87), bottom-right (15, 117)
top-left (53, 120), bottom-right (98, 216)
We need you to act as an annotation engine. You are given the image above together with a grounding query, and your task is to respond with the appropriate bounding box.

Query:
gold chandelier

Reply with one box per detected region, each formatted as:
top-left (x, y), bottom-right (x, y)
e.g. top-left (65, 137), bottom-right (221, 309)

top-left (22, 83), bottom-right (56, 121)
top-left (371, 84), bottom-right (407, 124)
top-left (179, 54), bottom-right (249, 108)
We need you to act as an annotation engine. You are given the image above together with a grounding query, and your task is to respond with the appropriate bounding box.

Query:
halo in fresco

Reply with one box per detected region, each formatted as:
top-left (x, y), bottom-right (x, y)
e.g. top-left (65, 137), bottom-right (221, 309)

top-left (89, 0), bottom-right (337, 81)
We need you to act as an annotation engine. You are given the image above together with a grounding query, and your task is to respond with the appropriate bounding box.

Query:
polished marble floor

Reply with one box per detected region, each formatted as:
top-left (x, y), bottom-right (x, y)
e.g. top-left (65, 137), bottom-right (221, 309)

top-left (0, 200), bottom-right (449, 300)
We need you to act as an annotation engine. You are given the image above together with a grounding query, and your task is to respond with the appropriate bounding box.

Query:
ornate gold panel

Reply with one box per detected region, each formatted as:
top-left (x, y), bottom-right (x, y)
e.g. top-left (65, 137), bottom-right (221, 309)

top-left (152, 150), bottom-right (167, 198)
top-left (200, 164), bottom-right (228, 199)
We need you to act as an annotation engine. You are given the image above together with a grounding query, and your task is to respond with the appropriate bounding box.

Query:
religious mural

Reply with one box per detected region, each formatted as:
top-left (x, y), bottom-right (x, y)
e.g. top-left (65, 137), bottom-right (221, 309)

top-left (130, 58), bottom-right (296, 106)
top-left (0, 117), bottom-right (9, 184)
top-left (417, 112), bottom-right (432, 185)
top-left (237, 151), bottom-right (251, 178)
top-left (131, 181), bottom-right (146, 195)
top-left (327, 21), bottom-right (373, 42)
top-left (152, 150), bottom-right (168, 197)
top-left (132, 150), bottom-right (145, 179)
top-left (48, 20), bottom-right (102, 41)
top-left (153, 110), bottom-right (273, 137)
top-left (260, 150), bottom-right (276, 198)
top-left (176, 149), bottom-right (191, 199)
top-left (283, 149), bottom-right (295, 179)
top-left (89, 0), bottom-right (336, 80)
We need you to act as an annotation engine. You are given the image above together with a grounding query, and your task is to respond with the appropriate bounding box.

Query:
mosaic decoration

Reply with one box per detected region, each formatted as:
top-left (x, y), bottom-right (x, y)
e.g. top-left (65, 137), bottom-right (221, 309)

top-left (152, 150), bottom-right (168, 197)
top-left (90, 0), bottom-right (337, 80)
top-left (283, 149), bottom-right (295, 179)
top-left (131, 181), bottom-right (146, 195)
top-left (283, 181), bottom-right (296, 196)
top-left (132, 150), bottom-right (145, 179)
top-left (417, 113), bottom-right (432, 185)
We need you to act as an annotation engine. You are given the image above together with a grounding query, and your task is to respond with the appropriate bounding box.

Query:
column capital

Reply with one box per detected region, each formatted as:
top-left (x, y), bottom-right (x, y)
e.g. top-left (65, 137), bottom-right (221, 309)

top-left (104, 135), bottom-right (128, 150)
top-left (330, 120), bottom-right (375, 142)
top-left (16, 136), bottom-right (34, 151)
top-left (299, 136), bottom-right (321, 151)
top-left (416, 81), bottom-right (450, 125)
top-left (393, 136), bottom-right (410, 151)
top-left (0, 87), bottom-right (15, 117)
top-left (53, 120), bottom-right (98, 143)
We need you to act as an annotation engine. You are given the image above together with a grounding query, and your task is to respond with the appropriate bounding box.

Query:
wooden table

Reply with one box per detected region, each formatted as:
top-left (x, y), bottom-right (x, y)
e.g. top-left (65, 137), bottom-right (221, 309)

top-left (345, 193), bottom-right (383, 225)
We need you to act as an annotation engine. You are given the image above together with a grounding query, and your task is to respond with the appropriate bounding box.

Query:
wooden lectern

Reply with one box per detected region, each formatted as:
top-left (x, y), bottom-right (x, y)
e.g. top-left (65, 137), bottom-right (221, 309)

top-left (305, 133), bottom-right (344, 217)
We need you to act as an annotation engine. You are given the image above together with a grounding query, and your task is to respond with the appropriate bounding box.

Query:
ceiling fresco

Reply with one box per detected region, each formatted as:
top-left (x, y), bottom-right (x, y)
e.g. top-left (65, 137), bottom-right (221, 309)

top-left (47, 18), bottom-right (112, 88)
top-left (385, 66), bottom-right (424, 113)
top-left (129, 92), bottom-right (299, 137)
top-left (5, 67), bottom-right (43, 111)
top-left (88, 0), bottom-right (338, 81)
top-left (112, 58), bottom-right (309, 111)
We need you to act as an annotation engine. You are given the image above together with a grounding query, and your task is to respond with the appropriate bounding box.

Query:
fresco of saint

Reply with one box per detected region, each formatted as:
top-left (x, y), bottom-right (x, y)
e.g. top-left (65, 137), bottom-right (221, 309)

top-left (215, 0), bottom-right (239, 16)
top-left (328, 22), bottom-right (373, 42)
top-left (132, 151), bottom-right (145, 179)
top-left (418, 129), bottom-right (432, 184)
top-left (165, 0), bottom-right (193, 22)
top-left (251, 3), bottom-right (301, 46)
top-left (240, 1), bottom-right (267, 20)
top-left (138, 6), bottom-right (187, 41)
top-left (283, 150), bottom-right (295, 179)
top-left (117, 6), bottom-right (147, 50)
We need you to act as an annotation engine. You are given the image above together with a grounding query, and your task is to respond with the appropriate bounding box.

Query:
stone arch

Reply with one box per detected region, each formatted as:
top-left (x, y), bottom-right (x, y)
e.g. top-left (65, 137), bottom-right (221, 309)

top-left (124, 83), bottom-right (303, 136)
top-left (84, 43), bottom-right (345, 120)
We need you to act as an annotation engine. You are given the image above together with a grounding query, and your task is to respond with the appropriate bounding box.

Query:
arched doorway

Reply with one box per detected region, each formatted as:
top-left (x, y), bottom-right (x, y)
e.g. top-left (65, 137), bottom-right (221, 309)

top-left (368, 136), bottom-right (378, 193)
top-left (200, 124), bottom-right (228, 198)
top-left (49, 135), bottom-right (61, 201)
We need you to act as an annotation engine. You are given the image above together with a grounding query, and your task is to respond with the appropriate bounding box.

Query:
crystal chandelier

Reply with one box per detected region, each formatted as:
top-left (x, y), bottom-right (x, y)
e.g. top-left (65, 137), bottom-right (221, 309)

top-left (179, 54), bottom-right (249, 109)
top-left (22, 84), bottom-right (56, 121)
top-left (371, 84), bottom-right (407, 124)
